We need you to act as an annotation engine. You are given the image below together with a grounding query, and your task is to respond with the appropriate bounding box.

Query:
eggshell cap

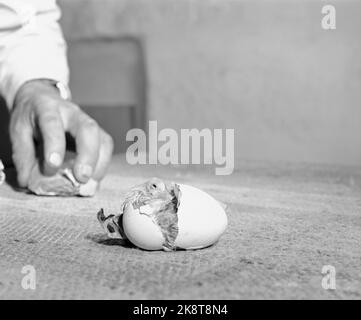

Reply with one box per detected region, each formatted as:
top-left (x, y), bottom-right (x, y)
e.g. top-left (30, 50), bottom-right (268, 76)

top-left (174, 184), bottom-right (227, 250)
top-left (122, 203), bottom-right (164, 250)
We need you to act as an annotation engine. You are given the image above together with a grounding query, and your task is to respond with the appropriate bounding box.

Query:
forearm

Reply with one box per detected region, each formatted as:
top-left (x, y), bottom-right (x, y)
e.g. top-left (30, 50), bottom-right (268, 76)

top-left (0, 0), bottom-right (69, 109)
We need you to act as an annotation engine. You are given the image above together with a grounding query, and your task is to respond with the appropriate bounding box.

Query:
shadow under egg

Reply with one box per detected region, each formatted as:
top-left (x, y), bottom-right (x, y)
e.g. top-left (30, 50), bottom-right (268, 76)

top-left (86, 233), bottom-right (135, 248)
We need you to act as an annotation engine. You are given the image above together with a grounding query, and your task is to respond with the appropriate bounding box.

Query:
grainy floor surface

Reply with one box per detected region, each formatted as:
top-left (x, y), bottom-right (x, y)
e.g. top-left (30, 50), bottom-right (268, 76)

top-left (0, 156), bottom-right (360, 299)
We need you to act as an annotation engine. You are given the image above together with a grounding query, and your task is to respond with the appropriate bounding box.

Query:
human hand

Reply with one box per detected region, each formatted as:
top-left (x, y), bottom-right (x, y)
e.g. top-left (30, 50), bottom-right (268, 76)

top-left (10, 80), bottom-right (114, 187)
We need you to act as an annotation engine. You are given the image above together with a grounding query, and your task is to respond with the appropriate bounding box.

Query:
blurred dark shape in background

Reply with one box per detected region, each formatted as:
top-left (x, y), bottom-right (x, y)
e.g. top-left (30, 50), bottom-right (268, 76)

top-left (0, 97), bottom-right (12, 166)
top-left (68, 37), bottom-right (147, 153)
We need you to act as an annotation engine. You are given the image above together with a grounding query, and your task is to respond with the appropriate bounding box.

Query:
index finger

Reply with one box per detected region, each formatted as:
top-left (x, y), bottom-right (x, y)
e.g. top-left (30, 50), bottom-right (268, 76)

top-left (36, 103), bottom-right (66, 174)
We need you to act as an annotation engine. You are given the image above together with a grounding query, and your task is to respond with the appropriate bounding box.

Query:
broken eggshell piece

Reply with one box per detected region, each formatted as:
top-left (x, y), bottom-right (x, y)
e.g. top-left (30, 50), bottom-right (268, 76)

top-left (98, 178), bottom-right (227, 251)
top-left (28, 162), bottom-right (98, 197)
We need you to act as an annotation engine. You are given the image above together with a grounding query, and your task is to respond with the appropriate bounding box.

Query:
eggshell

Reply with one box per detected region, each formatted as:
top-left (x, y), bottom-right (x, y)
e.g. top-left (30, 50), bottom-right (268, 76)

top-left (28, 162), bottom-right (98, 197)
top-left (122, 203), bottom-right (165, 250)
top-left (78, 178), bottom-right (98, 197)
top-left (174, 184), bottom-right (227, 250)
top-left (122, 184), bottom-right (227, 251)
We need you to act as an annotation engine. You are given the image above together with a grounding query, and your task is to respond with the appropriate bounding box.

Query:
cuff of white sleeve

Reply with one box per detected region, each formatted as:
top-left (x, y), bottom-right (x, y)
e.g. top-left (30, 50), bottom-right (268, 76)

top-left (1, 33), bottom-right (69, 109)
top-left (6, 73), bottom-right (69, 110)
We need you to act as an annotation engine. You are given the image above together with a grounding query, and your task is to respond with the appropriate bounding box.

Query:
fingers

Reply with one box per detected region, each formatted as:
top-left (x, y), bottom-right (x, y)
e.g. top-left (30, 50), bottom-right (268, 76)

top-left (9, 116), bottom-right (36, 187)
top-left (36, 103), bottom-right (66, 174)
top-left (65, 106), bottom-right (114, 183)
top-left (92, 129), bottom-right (114, 181)
top-left (10, 79), bottom-right (113, 189)
top-left (68, 111), bottom-right (101, 183)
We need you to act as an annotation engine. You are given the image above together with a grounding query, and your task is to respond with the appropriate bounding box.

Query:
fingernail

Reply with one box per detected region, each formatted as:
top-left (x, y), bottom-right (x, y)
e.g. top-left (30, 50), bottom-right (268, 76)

top-left (48, 152), bottom-right (62, 167)
top-left (79, 164), bottom-right (93, 179)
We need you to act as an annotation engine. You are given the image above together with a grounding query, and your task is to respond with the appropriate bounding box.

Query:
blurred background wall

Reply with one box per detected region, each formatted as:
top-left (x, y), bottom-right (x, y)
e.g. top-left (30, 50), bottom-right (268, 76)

top-left (3, 0), bottom-right (360, 167)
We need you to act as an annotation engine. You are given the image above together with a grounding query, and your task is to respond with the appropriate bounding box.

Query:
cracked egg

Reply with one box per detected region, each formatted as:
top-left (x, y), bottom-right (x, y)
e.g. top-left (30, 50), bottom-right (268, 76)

top-left (97, 178), bottom-right (227, 251)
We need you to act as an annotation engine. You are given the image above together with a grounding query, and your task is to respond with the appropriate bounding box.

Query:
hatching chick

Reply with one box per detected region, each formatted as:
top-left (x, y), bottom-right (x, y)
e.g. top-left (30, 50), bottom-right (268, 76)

top-left (98, 178), bottom-right (181, 250)
top-left (124, 178), bottom-right (171, 208)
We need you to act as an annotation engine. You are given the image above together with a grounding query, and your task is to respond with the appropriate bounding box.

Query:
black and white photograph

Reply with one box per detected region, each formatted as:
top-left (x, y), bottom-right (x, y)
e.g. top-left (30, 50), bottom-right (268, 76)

top-left (0, 0), bottom-right (360, 307)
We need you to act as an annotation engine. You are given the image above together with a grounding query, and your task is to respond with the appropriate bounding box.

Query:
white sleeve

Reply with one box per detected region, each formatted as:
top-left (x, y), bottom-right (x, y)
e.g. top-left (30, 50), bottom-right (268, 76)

top-left (0, 0), bottom-right (69, 109)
